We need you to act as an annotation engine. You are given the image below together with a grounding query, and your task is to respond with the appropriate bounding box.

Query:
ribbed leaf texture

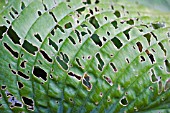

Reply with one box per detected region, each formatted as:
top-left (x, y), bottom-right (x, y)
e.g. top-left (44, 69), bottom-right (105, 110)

top-left (0, 0), bottom-right (170, 113)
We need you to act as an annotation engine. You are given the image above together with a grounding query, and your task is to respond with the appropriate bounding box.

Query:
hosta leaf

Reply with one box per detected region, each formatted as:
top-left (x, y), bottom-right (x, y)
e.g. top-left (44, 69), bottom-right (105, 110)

top-left (0, 0), bottom-right (170, 113)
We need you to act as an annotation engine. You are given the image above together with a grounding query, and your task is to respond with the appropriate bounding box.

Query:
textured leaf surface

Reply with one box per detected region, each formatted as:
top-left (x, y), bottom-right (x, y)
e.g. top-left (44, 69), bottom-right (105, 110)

top-left (0, 0), bottom-right (170, 113)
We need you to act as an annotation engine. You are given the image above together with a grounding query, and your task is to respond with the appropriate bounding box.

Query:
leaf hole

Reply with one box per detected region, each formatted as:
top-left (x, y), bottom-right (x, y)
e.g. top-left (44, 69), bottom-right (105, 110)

top-left (37, 11), bottom-right (42, 16)
top-left (96, 53), bottom-right (104, 71)
top-left (40, 50), bottom-right (53, 63)
top-left (33, 66), bottom-right (47, 81)
top-left (111, 21), bottom-right (118, 29)
top-left (1, 85), bottom-right (6, 90)
top-left (34, 33), bottom-right (42, 42)
top-left (56, 56), bottom-right (68, 70)
top-left (89, 17), bottom-right (99, 29)
top-left (165, 59), bottom-right (170, 73)
top-left (65, 22), bottom-right (72, 29)
top-left (120, 97), bottom-right (128, 106)
top-left (0, 25), bottom-right (7, 39)
top-left (22, 96), bottom-right (34, 110)
top-left (136, 42), bottom-right (143, 52)
top-left (17, 81), bottom-right (24, 89)
top-left (21, 2), bottom-right (26, 10)
top-left (91, 34), bottom-right (102, 47)
top-left (140, 56), bottom-right (145, 62)
top-left (111, 37), bottom-right (123, 49)
top-left (3, 42), bottom-right (19, 58)
top-left (22, 40), bottom-right (38, 55)
top-left (18, 71), bottom-right (30, 80)
top-left (114, 10), bottom-right (121, 18)
top-left (103, 75), bottom-right (113, 86)
top-left (48, 38), bottom-right (58, 51)
top-left (59, 39), bottom-right (63, 43)
top-left (20, 60), bottom-right (27, 68)
top-left (82, 73), bottom-right (92, 91)
top-left (7, 26), bottom-right (21, 45)
top-left (110, 62), bottom-right (117, 72)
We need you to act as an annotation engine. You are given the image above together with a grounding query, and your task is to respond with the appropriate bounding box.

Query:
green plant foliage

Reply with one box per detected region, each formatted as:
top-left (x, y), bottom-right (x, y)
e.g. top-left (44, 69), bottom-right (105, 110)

top-left (0, 0), bottom-right (170, 113)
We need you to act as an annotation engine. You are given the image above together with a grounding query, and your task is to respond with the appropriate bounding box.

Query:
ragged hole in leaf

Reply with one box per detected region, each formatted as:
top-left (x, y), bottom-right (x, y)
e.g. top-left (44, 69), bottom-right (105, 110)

top-left (50, 29), bottom-right (55, 36)
top-left (3, 42), bottom-right (19, 58)
top-left (110, 62), bottom-right (118, 72)
top-left (103, 37), bottom-right (107, 41)
top-left (38, 60), bottom-right (43, 65)
top-left (34, 33), bottom-right (42, 42)
top-left (11, 70), bottom-right (17, 74)
top-left (158, 81), bottom-right (163, 94)
top-left (89, 17), bottom-right (99, 29)
top-left (126, 19), bottom-right (134, 25)
top-left (76, 7), bottom-right (85, 14)
top-left (18, 71), bottom-right (30, 80)
top-left (164, 78), bottom-right (170, 91)
top-left (65, 22), bottom-right (72, 29)
top-left (99, 92), bottom-right (103, 97)
top-left (49, 38), bottom-right (58, 51)
top-left (9, 12), bottom-right (15, 19)
top-left (1, 85), bottom-right (6, 90)
top-left (55, 25), bottom-right (65, 33)
top-left (81, 31), bottom-right (87, 36)
top-left (120, 97), bottom-right (128, 106)
top-left (140, 56), bottom-right (145, 62)
top-left (150, 69), bottom-right (158, 83)
top-left (111, 21), bottom-right (118, 29)
top-left (136, 42), bottom-right (143, 52)
top-left (60, 52), bottom-right (69, 63)
top-left (17, 81), bottom-right (24, 89)
top-left (126, 58), bottom-right (130, 63)
top-left (22, 96), bottom-right (34, 110)
top-left (158, 42), bottom-right (166, 56)
top-left (7, 26), bottom-right (21, 45)
top-left (104, 16), bottom-right (107, 21)
top-left (151, 32), bottom-right (158, 41)
top-left (11, 7), bottom-right (18, 15)
top-left (107, 31), bottom-right (110, 36)
top-left (89, 9), bottom-right (93, 15)
top-left (20, 60), bottom-right (27, 68)
top-left (111, 37), bottom-right (123, 49)
top-left (96, 53), bottom-right (104, 71)
top-left (21, 2), bottom-right (26, 10)
top-left (56, 56), bottom-right (68, 70)
top-left (152, 23), bottom-right (165, 29)
top-left (76, 58), bottom-right (82, 67)
top-left (49, 12), bottom-right (58, 23)
top-left (0, 26), bottom-right (7, 39)
top-left (145, 50), bottom-right (155, 64)
top-left (68, 36), bottom-right (76, 45)
top-left (85, 14), bottom-right (90, 19)
top-left (91, 34), bottom-right (102, 47)
top-left (8, 96), bottom-right (23, 108)
top-left (59, 39), bottom-right (63, 43)
top-left (33, 66), bottom-right (47, 81)
top-left (87, 29), bottom-right (91, 34)
top-left (82, 73), bottom-right (92, 91)
top-left (144, 33), bottom-right (151, 45)
top-left (114, 10), bottom-right (121, 18)
top-left (68, 72), bottom-right (81, 80)
top-left (123, 29), bottom-right (130, 40)
top-left (103, 75), bottom-right (113, 86)
top-left (22, 40), bottom-right (38, 55)
top-left (37, 11), bottom-right (42, 16)
top-left (40, 50), bottom-right (53, 63)
top-left (165, 59), bottom-right (170, 73)
top-left (75, 30), bottom-right (81, 43)
top-left (5, 90), bottom-right (13, 97)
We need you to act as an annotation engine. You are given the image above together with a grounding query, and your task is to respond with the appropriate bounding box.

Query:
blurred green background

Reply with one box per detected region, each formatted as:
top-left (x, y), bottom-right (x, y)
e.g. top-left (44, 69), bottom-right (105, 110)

top-left (118, 0), bottom-right (170, 12)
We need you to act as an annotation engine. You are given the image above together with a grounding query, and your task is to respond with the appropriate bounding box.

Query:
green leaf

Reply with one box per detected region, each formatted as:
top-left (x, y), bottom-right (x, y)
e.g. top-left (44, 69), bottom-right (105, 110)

top-left (0, 0), bottom-right (170, 113)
